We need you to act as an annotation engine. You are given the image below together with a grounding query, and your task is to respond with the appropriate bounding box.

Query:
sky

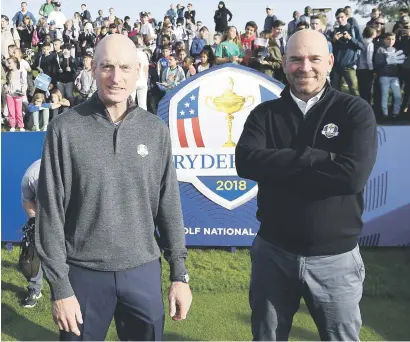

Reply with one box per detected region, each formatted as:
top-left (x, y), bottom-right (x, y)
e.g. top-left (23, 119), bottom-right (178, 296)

top-left (1, 0), bottom-right (369, 31)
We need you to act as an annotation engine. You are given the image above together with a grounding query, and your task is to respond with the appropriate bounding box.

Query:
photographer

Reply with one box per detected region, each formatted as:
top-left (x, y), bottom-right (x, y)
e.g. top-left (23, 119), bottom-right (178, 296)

top-left (331, 8), bottom-right (364, 96)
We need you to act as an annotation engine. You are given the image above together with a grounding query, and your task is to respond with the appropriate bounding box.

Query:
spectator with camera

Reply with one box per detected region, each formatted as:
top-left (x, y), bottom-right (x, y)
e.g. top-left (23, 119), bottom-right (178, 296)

top-left (331, 7), bottom-right (364, 96)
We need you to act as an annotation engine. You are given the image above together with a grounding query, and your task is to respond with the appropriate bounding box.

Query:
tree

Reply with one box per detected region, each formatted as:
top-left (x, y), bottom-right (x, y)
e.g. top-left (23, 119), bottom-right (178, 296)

top-left (351, 0), bottom-right (410, 20)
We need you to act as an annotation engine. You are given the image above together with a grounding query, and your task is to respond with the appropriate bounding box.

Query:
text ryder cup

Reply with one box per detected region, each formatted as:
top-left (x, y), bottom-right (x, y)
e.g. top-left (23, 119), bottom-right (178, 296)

top-left (173, 153), bottom-right (236, 170)
top-left (185, 228), bottom-right (257, 236)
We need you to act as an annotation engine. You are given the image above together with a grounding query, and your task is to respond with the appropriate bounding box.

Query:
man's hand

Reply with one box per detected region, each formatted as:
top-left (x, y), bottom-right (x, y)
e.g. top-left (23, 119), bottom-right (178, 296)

top-left (53, 295), bottom-right (83, 336)
top-left (343, 31), bottom-right (352, 40)
top-left (333, 32), bottom-right (342, 41)
top-left (169, 282), bottom-right (192, 321)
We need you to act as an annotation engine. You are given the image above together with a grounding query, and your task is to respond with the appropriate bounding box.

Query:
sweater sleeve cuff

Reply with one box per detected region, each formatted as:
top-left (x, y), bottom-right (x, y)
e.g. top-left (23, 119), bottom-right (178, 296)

top-left (50, 276), bottom-right (74, 301)
top-left (306, 147), bottom-right (331, 167)
top-left (169, 260), bottom-right (188, 282)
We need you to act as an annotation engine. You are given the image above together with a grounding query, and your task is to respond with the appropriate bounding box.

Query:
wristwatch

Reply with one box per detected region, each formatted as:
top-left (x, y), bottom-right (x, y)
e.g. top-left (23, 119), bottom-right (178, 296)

top-left (175, 272), bottom-right (190, 284)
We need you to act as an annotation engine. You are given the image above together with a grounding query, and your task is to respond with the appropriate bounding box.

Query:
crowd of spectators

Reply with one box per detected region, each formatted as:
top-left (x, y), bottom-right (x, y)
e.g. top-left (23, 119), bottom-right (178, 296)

top-left (1, 1), bottom-right (410, 132)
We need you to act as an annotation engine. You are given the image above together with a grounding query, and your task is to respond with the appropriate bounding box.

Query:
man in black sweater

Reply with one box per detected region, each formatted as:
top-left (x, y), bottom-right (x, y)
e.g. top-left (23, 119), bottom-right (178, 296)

top-left (236, 29), bottom-right (377, 341)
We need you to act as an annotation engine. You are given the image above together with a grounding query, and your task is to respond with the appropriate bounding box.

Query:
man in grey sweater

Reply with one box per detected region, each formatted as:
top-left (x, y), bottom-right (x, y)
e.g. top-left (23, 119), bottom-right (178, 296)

top-left (35, 34), bottom-right (192, 341)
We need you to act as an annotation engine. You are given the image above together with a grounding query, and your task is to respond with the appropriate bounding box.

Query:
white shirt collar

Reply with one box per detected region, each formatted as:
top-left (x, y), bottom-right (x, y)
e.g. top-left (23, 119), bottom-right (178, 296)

top-left (290, 87), bottom-right (326, 115)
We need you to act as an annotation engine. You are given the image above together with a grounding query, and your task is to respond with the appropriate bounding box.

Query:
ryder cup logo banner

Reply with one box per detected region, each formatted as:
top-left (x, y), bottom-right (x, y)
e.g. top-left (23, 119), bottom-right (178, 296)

top-left (158, 64), bottom-right (284, 246)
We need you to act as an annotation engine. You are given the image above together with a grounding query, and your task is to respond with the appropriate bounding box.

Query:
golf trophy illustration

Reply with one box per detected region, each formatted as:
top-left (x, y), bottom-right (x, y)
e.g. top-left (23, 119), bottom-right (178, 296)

top-left (205, 77), bottom-right (254, 147)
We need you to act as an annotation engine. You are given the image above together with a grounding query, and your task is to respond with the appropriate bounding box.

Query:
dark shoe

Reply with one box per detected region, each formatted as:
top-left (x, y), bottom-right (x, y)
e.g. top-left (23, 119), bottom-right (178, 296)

top-left (22, 289), bottom-right (42, 308)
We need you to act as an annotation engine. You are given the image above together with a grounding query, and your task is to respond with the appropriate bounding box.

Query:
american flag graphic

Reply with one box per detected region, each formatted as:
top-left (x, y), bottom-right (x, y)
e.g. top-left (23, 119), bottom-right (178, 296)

top-left (176, 87), bottom-right (204, 148)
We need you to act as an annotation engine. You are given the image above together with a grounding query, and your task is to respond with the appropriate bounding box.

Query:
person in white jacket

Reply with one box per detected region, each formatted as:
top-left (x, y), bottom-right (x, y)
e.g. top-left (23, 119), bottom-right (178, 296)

top-left (47, 2), bottom-right (66, 31)
top-left (131, 49), bottom-right (149, 110)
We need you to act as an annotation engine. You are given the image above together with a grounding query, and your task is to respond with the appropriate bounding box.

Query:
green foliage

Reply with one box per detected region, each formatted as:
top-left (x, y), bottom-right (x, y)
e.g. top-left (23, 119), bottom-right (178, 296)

top-left (2, 245), bottom-right (410, 341)
top-left (351, 0), bottom-right (410, 20)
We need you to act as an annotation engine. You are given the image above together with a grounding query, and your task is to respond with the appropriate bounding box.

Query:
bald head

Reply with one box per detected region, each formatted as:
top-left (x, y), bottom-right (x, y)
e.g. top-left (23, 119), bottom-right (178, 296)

top-left (94, 34), bottom-right (139, 66)
top-left (286, 29), bottom-right (330, 57)
top-left (92, 34), bottom-right (141, 107)
top-left (282, 29), bottom-right (333, 102)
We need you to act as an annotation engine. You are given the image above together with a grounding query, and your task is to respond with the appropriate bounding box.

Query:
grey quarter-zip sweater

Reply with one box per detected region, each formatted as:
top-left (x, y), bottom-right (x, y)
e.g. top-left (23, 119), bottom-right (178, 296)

top-left (35, 93), bottom-right (188, 300)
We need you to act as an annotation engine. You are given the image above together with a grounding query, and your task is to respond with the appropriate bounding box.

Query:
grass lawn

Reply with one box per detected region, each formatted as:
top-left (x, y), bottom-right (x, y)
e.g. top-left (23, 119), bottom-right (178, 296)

top-left (2, 245), bottom-right (410, 341)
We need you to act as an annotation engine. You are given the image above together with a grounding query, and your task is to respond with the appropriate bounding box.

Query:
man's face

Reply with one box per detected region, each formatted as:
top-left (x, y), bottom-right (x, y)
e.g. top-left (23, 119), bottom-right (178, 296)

top-left (310, 19), bottom-right (321, 31)
top-left (266, 8), bottom-right (273, 16)
top-left (171, 4), bottom-right (174, 8)
top-left (372, 19), bottom-right (384, 32)
top-left (53, 41), bottom-right (61, 51)
top-left (345, 7), bottom-right (352, 17)
top-left (294, 11), bottom-right (300, 19)
top-left (21, 3), bottom-right (27, 11)
top-left (305, 7), bottom-right (312, 15)
top-left (162, 37), bottom-right (170, 46)
top-left (283, 37), bottom-right (333, 98)
top-left (245, 25), bottom-right (256, 37)
top-left (81, 5), bottom-right (86, 11)
top-left (187, 4), bottom-right (192, 10)
top-left (214, 35), bottom-right (221, 44)
top-left (92, 45), bottom-right (139, 105)
top-left (1, 18), bottom-right (8, 29)
top-left (141, 16), bottom-right (147, 24)
top-left (101, 27), bottom-right (107, 35)
top-left (55, 6), bottom-right (61, 11)
top-left (98, 10), bottom-right (103, 16)
top-left (109, 8), bottom-right (114, 14)
top-left (336, 12), bottom-right (347, 26)
top-left (272, 25), bottom-right (284, 38)
top-left (110, 27), bottom-right (117, 34)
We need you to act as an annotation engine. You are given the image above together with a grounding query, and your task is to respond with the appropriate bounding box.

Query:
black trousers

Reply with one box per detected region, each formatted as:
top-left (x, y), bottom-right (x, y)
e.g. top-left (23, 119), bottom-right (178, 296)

top-left (60, 259), bottom-right (164, 341)
top-left (357, 69), bottom-right (374, 105)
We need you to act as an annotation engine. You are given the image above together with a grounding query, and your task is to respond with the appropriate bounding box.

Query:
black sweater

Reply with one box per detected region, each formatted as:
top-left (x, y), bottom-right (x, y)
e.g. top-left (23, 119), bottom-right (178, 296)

top-left (236, 85), bottom-right (377, 256)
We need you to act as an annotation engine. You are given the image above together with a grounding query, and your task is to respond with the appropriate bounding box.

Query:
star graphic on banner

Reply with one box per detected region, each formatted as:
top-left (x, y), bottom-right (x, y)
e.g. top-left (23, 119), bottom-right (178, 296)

top-left (190, 95), bottom-right (196, 101)
top-left (184, 102), bottom-right (190, 108)
top-left (189, 109), bottom-right (195, 115)
top-left (180, 110), bottom-right (185, 116)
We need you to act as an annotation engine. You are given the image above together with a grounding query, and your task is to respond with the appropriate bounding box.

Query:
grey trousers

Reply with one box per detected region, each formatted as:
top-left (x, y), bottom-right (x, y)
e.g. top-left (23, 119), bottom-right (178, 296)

top-left (28, 264), bottom-right (43, 294)
top-left (250, 236), bottom-right (365, 341)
